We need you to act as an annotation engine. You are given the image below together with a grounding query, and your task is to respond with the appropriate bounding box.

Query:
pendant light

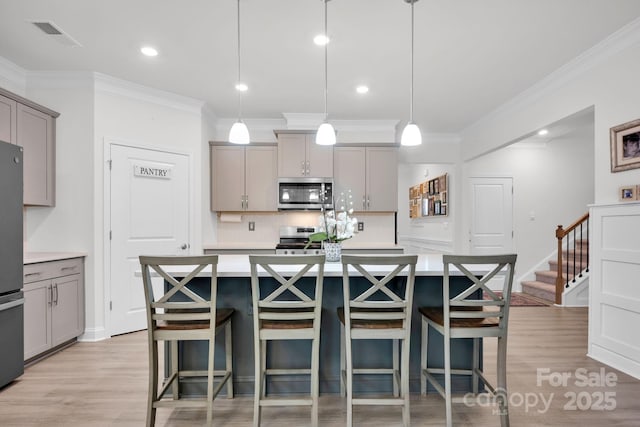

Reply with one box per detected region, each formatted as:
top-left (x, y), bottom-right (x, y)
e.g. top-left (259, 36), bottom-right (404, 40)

top-left (316, 0), bottom-right (336, 146)
top-left (401, 0), bottom-right (422, 146)
top-left (229, 0), bottom-right (250, 144)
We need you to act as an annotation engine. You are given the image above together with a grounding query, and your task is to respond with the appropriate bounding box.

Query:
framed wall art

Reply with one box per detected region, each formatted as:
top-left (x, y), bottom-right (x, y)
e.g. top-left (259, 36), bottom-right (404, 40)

top-left (610, 118), bottom-right (640, 172)
top-left (619, 185), bottom-right (637, 201)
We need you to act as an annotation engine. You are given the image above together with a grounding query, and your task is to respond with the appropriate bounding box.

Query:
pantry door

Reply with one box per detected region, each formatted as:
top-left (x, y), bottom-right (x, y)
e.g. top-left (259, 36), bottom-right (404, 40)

top-left (107, 141), bottom-right (190, 336)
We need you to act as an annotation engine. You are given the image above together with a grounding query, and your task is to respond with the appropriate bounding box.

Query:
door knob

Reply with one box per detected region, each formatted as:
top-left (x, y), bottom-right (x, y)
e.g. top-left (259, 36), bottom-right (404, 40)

top-left (181, 243), bottom-right (190, 250)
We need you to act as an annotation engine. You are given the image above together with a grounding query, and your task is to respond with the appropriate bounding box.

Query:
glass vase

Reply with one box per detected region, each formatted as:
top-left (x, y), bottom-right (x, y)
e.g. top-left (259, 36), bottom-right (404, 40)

top-left (323, 242), bottom-right (342, 262)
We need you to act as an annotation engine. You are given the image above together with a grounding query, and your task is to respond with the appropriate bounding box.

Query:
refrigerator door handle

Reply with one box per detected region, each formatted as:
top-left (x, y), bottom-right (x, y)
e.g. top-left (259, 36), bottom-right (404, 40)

top-left (0, 298), bottom-right (25, 312)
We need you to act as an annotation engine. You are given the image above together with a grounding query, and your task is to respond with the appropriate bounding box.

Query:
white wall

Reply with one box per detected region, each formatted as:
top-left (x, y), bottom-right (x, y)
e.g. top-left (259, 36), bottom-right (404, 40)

top-left (22, 72), bottom-right (96, 336)
top-left (458, 19), bottom-right (640, 206)
top-left (93, 78), bottom-right (204, 339)
top-left (463, 119), bottom-right (595, 282)
top-left (397, 164), bottom-right (456, 253)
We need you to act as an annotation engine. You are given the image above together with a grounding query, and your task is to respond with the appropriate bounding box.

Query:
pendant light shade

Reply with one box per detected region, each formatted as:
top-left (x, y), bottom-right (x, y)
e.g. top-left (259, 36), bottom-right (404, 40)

top-left (316, 121), bottom-right (337, 145)
top-left (400, 122), bottom-right (422, 146)
top-left (401, 0), bottom-right (422, 146)
top-left (316, 0), bottom-right (336, 145)
top-left (229, 0), bottom-right (250, 144)
top-left (229, 121), bottom-right (250, 145)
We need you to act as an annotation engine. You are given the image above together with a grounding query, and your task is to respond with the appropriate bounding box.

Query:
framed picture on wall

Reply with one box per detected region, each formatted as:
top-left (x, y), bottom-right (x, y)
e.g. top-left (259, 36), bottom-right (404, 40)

top-left (610, 118), bottom-right (640, 172)
top-left (619, 186), bottom-right (637, 201)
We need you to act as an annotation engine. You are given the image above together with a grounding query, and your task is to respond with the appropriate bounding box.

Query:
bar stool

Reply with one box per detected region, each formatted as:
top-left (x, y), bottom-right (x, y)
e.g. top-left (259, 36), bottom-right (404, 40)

top-left (139, 255), bottom-right (234, 427)
top-left (419, 254), bottom-right (517, 427)
top-left (338, 254), bottom-right (418, 427)
top-left (249, 254), bottom-right (325, 427)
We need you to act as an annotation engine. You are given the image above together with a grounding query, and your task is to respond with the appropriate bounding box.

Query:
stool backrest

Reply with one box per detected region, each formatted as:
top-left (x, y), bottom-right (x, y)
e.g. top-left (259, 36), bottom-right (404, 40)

top-left (443, 254), bottom-right (517, 331)
top-left (139, 255), bottom-right (219, 329)
top-left (341, 255), bottom-right (418, 332)
top-left (249, 254), bottom-right (326, 326)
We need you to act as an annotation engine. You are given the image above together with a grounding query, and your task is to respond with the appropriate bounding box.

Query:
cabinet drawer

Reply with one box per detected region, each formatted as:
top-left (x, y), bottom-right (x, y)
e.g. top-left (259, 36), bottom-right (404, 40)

top-left (23, 258), bottom-right (83, 283)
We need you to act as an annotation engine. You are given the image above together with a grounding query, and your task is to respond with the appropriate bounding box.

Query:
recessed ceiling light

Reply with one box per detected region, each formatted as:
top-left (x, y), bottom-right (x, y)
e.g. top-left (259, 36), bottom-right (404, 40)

top-left (235, 83), bottom-right (248, 92)
top-left (356, 85), bottom-right (369, 94)
top-left (537, 129), bottom-right (549, 136)
top-left (313, 34), bottom-right (329, 46)
top-left (140, 46), bottom-right (158, 57)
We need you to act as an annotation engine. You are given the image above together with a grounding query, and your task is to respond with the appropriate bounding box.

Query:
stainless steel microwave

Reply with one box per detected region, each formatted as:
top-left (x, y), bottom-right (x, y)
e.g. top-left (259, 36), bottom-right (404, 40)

top-left (277, 177), bottom-right (333, 210)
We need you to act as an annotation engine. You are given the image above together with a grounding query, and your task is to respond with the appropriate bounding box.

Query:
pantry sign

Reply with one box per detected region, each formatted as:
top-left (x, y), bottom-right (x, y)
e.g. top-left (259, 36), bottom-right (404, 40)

top-left (133, 162), bottom-right (173, 179)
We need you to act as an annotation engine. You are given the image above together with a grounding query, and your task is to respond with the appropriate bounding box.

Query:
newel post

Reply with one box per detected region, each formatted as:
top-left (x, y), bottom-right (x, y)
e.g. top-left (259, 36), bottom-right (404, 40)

top-left (555, 225), bottom-right (565, 305)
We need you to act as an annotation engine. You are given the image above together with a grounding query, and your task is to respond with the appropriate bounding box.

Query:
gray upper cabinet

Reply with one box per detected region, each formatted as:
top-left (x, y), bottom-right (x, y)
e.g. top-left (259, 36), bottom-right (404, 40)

top-left (210, 144), bottom-right (278, 212)
top-left (0, 93), bottom-right (17, 144)
top-left (0, 88), bottom-right (58, 207)
top-left (334, 146), bottom-right (398, 212)
top-left (276, 131), bottom-right (333, 178)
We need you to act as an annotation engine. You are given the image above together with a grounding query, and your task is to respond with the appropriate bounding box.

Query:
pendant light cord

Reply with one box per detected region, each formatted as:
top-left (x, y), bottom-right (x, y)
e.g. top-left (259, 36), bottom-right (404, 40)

top-left (409, 0), bottom-right (414, 123)
top-left (236, 0), bottom-right (243, 121)
top-left (323, 0), bottom-right (329, 121)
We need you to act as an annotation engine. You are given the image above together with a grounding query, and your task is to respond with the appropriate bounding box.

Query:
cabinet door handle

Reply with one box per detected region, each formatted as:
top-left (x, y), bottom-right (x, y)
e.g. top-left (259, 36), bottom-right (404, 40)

top-left (245, 195), bottom-right (248, 210)
top-left (306, 160), bottom-right (310, 176)
top-left (48, 285), bottom-right (53, 306)
top-left (25, 272), bottom-right (41, 277)
top-left (54, 284), bottom-right (59, 306)
top-left (61, 266), bottom-right (77, 271)
top-left (367, 195), bottom-right (370, 209)
top-left (362, 196), bottom-right (366, 210)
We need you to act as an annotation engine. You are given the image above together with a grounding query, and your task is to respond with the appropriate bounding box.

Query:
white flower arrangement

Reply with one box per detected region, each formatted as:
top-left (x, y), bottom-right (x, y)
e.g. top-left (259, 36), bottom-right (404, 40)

top-left (305, 190), bottom-right (358, 246)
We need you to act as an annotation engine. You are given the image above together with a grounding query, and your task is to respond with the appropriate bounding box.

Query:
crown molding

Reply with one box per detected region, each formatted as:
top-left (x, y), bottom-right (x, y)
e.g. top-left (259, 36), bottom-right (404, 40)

top-left (422, 133), bottom-right (461, 144)
top-left (215, 118), bottom-right (286, 142)
top-left (465, 16), bottom-right (640, 133)
top-left (281, 112), bottom-right (325, 129)
top-left (26, 70), bottom-right (95, 89)
top-left (0, 56), bottom-right (27, 95)
top-left (94, 72), bottom-right (204, 114)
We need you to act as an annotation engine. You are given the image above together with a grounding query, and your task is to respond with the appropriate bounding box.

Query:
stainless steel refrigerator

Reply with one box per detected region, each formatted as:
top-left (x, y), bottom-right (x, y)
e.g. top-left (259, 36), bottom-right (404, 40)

top-left (0, 140), bottom-right (24, 389)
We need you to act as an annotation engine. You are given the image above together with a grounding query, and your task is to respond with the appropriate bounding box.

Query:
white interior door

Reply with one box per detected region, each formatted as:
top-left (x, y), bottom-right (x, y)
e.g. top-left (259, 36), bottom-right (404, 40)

top-left (108, 143), bottom-right (190, 336)
top-left (469, 177), bottom-right (513, 254)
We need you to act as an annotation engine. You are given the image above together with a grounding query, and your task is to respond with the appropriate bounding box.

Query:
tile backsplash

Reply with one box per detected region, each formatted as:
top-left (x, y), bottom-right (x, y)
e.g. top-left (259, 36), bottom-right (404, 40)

top-left (215, 211), bottom-right (395, 245)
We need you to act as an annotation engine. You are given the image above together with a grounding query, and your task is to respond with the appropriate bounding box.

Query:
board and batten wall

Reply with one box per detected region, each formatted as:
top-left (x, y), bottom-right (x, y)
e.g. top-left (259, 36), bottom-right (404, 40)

top-left (589, 202), bottom-right (640, 380)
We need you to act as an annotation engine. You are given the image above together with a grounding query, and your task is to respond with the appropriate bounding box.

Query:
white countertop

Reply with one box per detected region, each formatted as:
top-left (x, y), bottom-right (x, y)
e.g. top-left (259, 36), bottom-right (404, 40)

top-left (24, 252), bottom-right (87, 264)
top-left (148, 254), bottom-right (488, 278)
top-left (202, 242), bottom-right (404, 250)
top-left (203, 242), bottom-right (276, 250)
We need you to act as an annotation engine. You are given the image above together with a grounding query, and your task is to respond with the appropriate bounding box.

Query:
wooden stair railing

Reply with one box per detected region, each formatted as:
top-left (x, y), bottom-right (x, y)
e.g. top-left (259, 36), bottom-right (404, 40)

top-left (555, 213), bottom-right (589, 304)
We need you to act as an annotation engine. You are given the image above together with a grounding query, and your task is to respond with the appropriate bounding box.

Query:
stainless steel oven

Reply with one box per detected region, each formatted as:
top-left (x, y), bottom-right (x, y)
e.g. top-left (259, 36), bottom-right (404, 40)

top-left (275, 226), bottom-right (323, 255)
top-left (277, 177), bottom-right (333, 211)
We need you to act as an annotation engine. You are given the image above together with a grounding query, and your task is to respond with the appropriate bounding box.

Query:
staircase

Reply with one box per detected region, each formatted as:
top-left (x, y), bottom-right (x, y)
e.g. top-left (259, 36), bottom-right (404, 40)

top-left (521, 240), bottom-right (589, 304)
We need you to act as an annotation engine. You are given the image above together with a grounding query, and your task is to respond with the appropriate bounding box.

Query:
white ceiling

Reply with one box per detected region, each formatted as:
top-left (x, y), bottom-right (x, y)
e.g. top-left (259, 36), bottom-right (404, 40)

top-left (1, 0), bottom-right (640, 133)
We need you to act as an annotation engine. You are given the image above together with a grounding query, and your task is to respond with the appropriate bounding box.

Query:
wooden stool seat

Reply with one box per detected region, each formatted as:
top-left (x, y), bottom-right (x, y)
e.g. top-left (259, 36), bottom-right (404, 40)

top-left (157, 308), bottom-right (235, 330)
top-left (337, 307), bottom-right (404, 329)
top-left (418, 306), bottom-right (500, 328)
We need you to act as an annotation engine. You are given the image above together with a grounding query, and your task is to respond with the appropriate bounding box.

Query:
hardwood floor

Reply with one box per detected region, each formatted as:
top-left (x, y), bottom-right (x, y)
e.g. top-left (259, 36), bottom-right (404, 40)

top-left (1, 306), bottom-right (639, 426)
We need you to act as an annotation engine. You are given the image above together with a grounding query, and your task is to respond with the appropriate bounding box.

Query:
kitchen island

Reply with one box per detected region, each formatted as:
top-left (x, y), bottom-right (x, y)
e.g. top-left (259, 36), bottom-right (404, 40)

top-left (162, 254), bottom-right (485, 396)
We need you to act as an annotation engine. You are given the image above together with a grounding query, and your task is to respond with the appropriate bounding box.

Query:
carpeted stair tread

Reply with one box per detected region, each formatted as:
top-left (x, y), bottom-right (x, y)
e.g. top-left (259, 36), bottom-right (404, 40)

top-left (521, 280), bottom-right (555, 303)
top-left (535, 270), bottom-right (557, 284)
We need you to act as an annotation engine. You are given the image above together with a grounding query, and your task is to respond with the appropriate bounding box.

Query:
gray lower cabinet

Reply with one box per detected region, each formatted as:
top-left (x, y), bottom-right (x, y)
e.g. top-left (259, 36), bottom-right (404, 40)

top-left (23, 257), bottom-right (85, 361)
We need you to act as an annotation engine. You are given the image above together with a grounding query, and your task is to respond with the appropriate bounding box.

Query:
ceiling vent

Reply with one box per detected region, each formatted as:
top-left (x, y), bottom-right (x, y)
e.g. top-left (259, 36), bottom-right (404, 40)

top-left (29, 20), bottom-right (82, 47)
